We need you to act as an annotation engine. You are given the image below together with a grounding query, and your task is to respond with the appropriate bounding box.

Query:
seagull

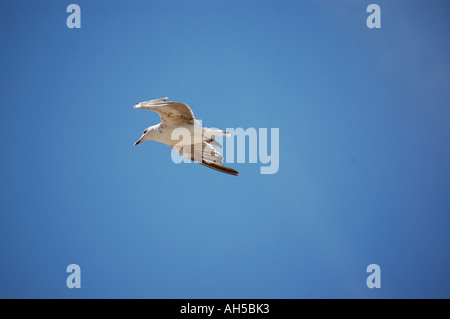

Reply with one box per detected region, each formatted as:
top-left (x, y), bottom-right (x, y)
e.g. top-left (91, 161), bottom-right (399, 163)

top-left (134, 97), bottom-right (239, 176)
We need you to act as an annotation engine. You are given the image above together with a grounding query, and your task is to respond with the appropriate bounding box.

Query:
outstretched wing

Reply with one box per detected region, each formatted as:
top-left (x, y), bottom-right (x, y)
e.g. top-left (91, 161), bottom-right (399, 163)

top-left (134, 97), bottom-right (197, 126)
top-left (174, 142), bottom-right (239, 176)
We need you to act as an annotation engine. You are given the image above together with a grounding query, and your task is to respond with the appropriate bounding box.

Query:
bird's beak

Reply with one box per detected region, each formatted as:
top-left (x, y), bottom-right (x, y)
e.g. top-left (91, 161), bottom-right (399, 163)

top-left (134, 139), bottom-right (141, 146)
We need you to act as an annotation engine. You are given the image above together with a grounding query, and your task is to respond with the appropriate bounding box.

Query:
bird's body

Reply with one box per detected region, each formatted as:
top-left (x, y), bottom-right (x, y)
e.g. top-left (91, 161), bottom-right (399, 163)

top-left (144, 123), bottom-right (225, 147)
top-left (134, 97), bottom-right (238, 176)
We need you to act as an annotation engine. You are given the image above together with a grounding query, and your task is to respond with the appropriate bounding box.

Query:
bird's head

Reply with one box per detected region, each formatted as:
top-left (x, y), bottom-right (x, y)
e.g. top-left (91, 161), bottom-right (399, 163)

top-left (134, 126), bottom-right (156, 146)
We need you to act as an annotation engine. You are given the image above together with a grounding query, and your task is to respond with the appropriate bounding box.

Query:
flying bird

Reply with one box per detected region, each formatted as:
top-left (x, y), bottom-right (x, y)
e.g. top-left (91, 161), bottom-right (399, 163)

top-left (134, 97), bottom-right (239, 176)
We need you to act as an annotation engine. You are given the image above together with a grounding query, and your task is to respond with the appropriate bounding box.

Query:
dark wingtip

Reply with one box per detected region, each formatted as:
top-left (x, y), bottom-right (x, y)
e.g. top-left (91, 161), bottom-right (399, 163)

top-left (201, 161), bottom-right (239, 176)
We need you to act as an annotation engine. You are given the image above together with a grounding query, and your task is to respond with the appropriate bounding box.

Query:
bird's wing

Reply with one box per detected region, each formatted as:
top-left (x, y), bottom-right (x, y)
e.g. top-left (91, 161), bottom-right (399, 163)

top-left (174, 141), bottom-right (239, 176)
top-left (134, 97), bottom-right (197, 126)
top-left (206, 138), bottom-right (222, 149)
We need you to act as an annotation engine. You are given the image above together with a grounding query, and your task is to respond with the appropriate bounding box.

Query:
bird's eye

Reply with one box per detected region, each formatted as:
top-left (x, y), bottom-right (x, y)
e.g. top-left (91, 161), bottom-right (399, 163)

top-left (143, 129), bottom-right (148, 134)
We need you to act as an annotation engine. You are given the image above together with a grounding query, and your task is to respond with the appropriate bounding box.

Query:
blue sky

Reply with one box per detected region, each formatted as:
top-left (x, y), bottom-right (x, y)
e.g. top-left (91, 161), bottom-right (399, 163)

top-left (0, 0), bottom-right (449, 298)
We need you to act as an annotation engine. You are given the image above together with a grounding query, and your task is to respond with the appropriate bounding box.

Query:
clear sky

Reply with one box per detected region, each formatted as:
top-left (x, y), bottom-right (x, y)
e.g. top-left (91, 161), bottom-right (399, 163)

top-left (1, 0), bottom-right (449, 298)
